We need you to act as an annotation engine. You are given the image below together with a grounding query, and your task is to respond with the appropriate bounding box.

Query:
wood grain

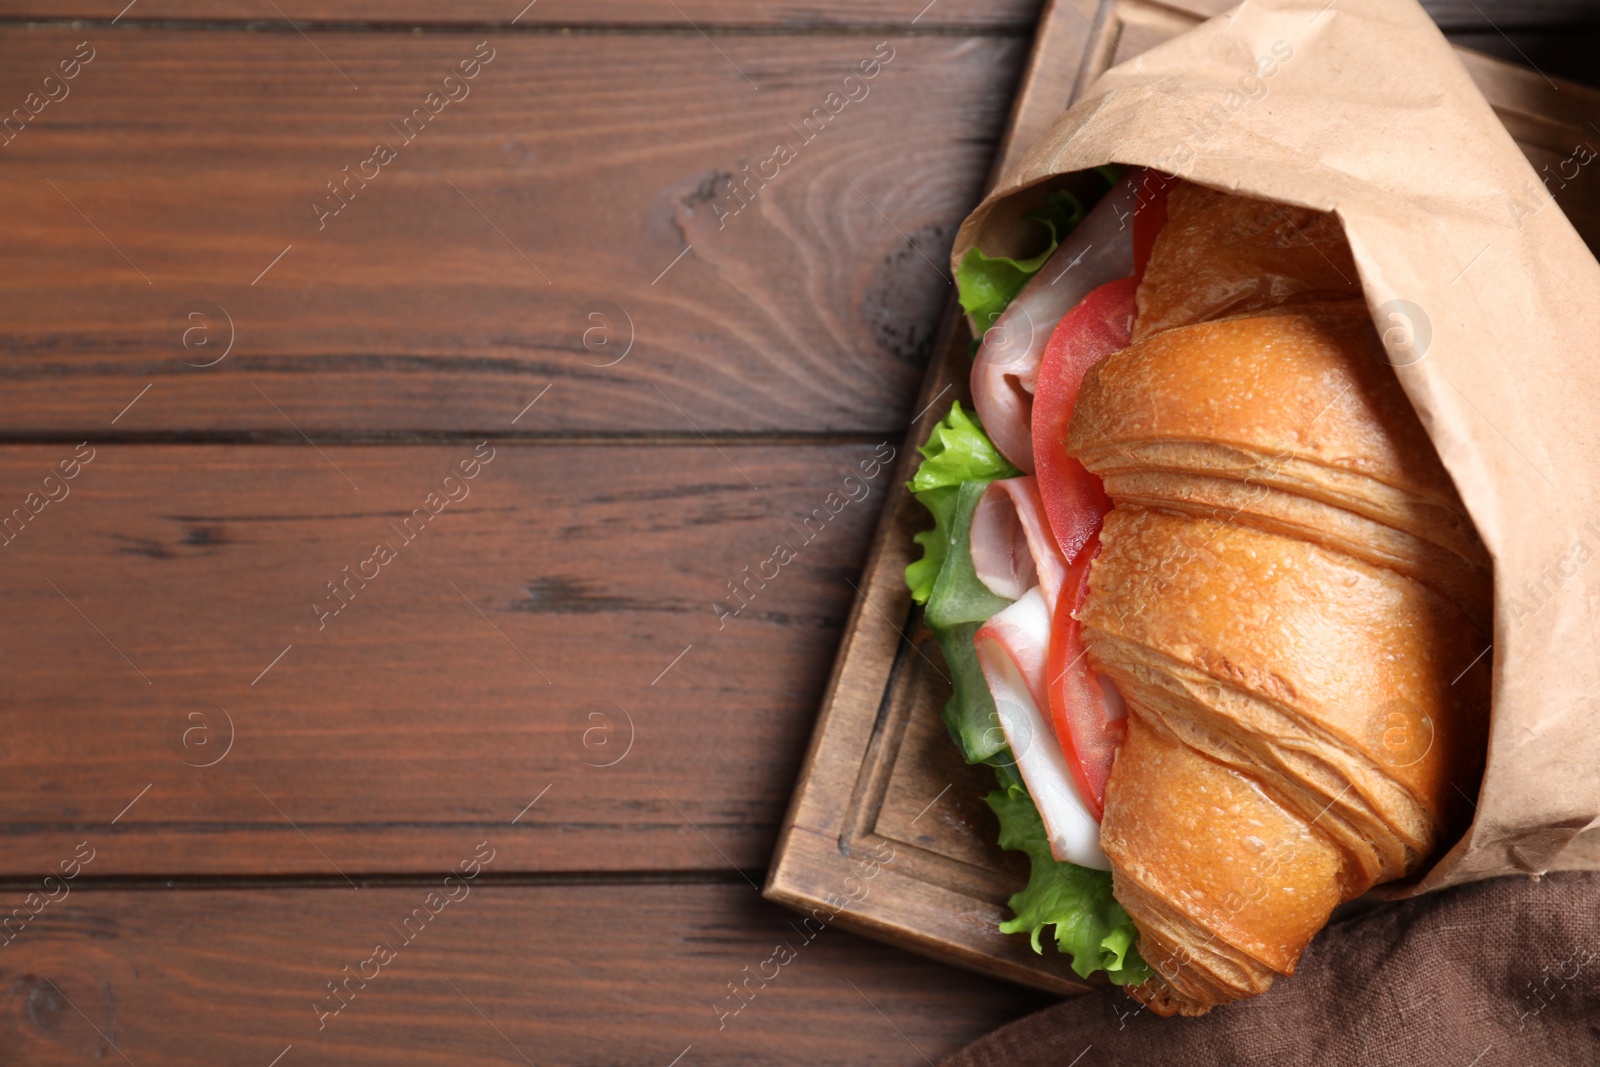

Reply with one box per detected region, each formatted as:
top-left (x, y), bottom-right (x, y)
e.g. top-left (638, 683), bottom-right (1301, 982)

top-left (0, 442), bottom-right (908, 876)
top-left (0, 881), bottom-right (1053, 1065)
top-left (0, 29), bottom-right (1021, 437)
top-left (0, 0), bottom-right (1590, 33)
top-left (0, 0), bottom-right (1046, 30)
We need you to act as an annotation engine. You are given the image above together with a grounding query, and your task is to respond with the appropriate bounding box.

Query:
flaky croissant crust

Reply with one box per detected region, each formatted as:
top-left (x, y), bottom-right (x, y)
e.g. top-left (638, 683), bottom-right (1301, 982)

top-left (1070, 184), bottom-right (1491, 1015)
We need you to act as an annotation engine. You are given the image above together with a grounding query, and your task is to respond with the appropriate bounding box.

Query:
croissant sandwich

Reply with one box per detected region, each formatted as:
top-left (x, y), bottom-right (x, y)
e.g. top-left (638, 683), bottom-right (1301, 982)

top-left (906, 169), bottom-right (1491, 1015)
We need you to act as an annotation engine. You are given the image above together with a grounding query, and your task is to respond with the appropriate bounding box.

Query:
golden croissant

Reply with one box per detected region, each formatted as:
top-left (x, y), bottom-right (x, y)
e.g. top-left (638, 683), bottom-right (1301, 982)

top-left (1069, 182), bottom-right (1492, 1015)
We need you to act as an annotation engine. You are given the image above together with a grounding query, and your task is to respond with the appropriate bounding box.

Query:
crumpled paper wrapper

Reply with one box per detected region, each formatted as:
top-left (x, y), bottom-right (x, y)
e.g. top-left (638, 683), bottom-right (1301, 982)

top-left (952, 0), bottom-right (1600, 893)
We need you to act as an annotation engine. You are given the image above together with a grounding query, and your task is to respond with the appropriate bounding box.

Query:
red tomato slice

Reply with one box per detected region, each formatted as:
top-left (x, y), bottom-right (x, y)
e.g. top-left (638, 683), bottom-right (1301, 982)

top-left (1031, 280), bottom-right (1132, 817)
top-left (1031, 182), bottom-right (1170, 814)
top-left (1047, 533), bottom-right (1125, 820)
top-left (1030, 276), bottom-right (1137, 563)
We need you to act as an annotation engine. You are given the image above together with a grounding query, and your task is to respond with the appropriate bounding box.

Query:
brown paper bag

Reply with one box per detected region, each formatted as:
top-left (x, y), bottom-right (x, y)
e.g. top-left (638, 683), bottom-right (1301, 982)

top-left (952, 0), bottom-right (1600, 893)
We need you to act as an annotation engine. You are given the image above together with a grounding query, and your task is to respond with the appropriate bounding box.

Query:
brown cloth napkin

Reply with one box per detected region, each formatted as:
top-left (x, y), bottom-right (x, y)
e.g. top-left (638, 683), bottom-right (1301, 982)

top-left (944, 872), bottom-right (1600, 1066)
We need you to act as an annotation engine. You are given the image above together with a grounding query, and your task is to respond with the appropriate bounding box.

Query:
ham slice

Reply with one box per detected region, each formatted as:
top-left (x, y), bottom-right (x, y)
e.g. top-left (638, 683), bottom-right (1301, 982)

top-left (970, 476), bottom-right (1067, 615)
top-left (975, 587), bottom-right (1109, 868)
top-left (969, 174), bottom-right (1140, 472)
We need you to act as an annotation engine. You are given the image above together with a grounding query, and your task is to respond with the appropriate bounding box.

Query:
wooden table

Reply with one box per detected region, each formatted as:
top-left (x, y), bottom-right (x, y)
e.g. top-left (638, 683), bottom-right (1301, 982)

top-left (0, 2), bottom-right (1592, 1064)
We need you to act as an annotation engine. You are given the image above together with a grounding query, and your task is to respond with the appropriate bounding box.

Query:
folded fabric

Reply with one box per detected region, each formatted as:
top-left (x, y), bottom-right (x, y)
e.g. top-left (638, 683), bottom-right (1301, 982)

top-left (943, 872), bottom-right (1600, 1066)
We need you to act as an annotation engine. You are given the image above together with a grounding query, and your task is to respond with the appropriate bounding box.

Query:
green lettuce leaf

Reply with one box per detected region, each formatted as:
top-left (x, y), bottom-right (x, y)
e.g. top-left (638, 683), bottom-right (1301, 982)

top-left (902, 396), bottom-right (1146, 988)
top-left (929, 621), bottom-right (1004, 764)
top-left (904, 402), bottom-right (1019, 605)
top-left (988, 778), bottom-right (1152, 985)
top-left (904, 402), bottom-right (1017, 763)
top-left (924, 480), bottom-right (1013, 766)
top-left (954, 166), bottom-right (1121, 335)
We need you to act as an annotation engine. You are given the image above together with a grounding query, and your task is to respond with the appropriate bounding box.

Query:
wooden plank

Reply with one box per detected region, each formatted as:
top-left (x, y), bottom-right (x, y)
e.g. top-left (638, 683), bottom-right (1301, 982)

top-left (0, 441), bottom-right (907, 876)
top-left (0, 28), bottom-right (1021, 436)
top-left (0, 0), bottom-right (1588, 32)
top-left (0, 0), bottom-right (1046, 30)
top-left (989, 0), bottom-right (1100, 176)
top-left (767, 0), bottom-right (1600, 996)
top-left (0, 881), bottom-right (1051, 1064)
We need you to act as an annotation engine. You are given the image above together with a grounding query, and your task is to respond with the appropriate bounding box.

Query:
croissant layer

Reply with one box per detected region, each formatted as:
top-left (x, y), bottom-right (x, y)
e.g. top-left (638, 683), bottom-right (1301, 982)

top-left (1074, 296), bottom-right (1490, 1015)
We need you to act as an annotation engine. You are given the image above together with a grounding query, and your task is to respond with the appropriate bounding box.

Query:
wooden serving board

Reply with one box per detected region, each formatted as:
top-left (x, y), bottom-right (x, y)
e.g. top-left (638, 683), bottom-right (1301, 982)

top-left (765, 0), bottom-right (1600, 995)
